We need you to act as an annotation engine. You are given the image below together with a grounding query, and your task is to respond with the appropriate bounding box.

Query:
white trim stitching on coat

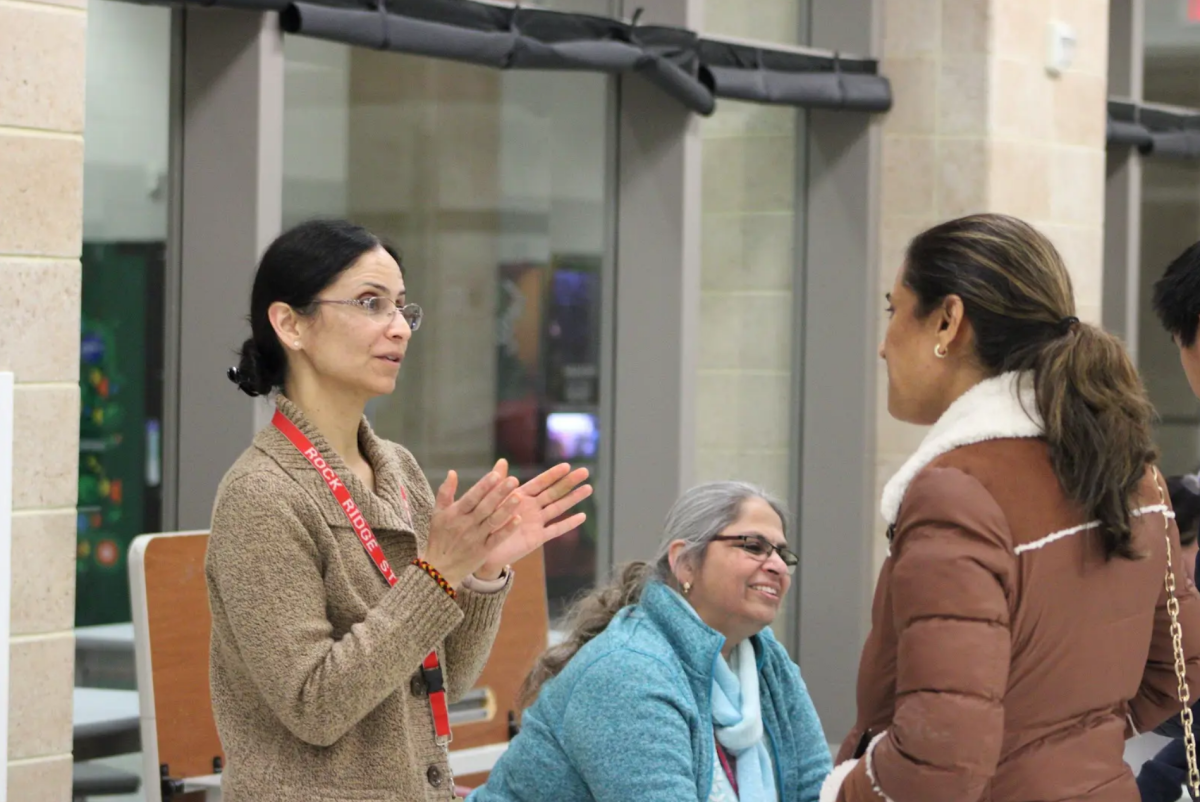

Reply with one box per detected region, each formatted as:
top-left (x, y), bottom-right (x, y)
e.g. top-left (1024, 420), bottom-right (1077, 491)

top-left (818, 759), bottom-right (860, 802)
top-left (1013, 505), bottom-right (1176, 555)
top-left (863, 732), bottom-right (895, 802)
top-left (888, 506), bottom-right (1175, 559)
top-left (1132, 504), bottom-right (1175, 519)
top-left (818, 733), bottom-right (895, 802)
top-left (1013, 521), bottom-right (1101, 555)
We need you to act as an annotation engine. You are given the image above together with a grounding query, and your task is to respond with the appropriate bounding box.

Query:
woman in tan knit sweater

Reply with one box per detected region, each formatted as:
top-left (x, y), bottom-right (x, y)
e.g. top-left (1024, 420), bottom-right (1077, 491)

top-left (207, 219), bottom-right (592, 802)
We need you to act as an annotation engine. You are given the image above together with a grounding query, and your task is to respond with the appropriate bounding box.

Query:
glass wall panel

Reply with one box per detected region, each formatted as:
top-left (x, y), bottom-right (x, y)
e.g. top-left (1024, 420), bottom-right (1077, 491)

top-left (283, 14), bottom-right (616, 619)
top-left (1139, 5), bottom-right (1200, 474)
top-left (77, 1), bottom-right (172, 627)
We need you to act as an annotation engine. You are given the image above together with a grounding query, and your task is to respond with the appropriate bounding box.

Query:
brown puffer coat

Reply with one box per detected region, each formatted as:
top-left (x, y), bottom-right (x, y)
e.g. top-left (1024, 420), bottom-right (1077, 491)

top-left (823, 373), bottom-right (1200, 802)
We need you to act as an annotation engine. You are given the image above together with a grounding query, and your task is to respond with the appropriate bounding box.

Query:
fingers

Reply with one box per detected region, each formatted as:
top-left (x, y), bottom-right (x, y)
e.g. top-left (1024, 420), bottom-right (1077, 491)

top-left (542, 512), bottom-right (587, 543)
top-left (486, 514), bottom-right (523, 550)
top-left (472, 474), bottom-right (519, 523)
top-left (435, 471), bottom-right (458, 511)
top-left (535, 467), bottom-right (591, 509)
top-left (486, 493), bottom-right (521, 531)
top-left (518, 463), bottom-right (573, 498)
top-left (456, 470), bottom-right (505, 514)
top-left (542, 483), bottom-right (593, 522)
top-left (424, 461), bottom-right (518, 587)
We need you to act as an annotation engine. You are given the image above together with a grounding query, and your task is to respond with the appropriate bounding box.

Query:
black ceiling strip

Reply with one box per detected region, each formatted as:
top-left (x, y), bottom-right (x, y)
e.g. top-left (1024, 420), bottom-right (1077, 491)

top-left (1141, 107), bottom-right (1200, 131)
top-left (192, 0), bottom-right (289, 10)
top-left (1107, 98), bottom-right (1200, 158)
top-left (380, 0), bottom-right (511, 32)
top-left (1107, 98), bottom-right (1138, 124)
top-left (629, 27), bottom-right (714, 114)
top-left (279, 5), bottom-right (387, 50)
top-left (839, 73), bottom-right (893, 112)
top-left (1150, 131), bottom-right (1200, 160)
top-left (282, 4), bottom-right (519, 62)
top-left (695, 38), bottom-right (877, 75)
top-left (707, 67), bottom-right (891, 111)
top-left (636, 52), bottom-right (716, 115)
top-left (709, 67), bottom-right (836, 106)
top-left (1106, 119), bottom-right (1153, 150)
top-left (508, 38), bottom-right (644, 72)
top-left (179, 0), bottom-right (890, 113)
top-left (280, 3), bottom-right (714, 112)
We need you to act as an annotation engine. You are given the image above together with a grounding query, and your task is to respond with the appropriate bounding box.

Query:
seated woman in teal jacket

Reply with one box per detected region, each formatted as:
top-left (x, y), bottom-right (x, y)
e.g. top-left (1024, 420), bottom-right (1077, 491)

top-left (469, 481), bottom-right (832, 802)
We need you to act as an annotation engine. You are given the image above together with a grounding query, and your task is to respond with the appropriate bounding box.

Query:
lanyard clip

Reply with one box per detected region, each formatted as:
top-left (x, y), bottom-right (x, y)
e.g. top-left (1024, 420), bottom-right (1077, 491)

top-left (422, 664), bottom-right (444, 695)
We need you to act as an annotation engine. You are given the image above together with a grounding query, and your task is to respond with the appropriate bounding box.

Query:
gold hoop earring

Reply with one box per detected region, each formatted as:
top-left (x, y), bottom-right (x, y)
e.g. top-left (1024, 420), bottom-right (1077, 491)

top-left (934, 343), bottom-right (948, 359)
top-left (681, 581), bottom-right (692, 596)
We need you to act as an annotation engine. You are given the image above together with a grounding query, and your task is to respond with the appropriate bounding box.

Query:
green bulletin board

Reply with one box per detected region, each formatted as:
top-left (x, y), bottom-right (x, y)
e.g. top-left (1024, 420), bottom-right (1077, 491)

top-left (76, 242), bottom-right (164, 627)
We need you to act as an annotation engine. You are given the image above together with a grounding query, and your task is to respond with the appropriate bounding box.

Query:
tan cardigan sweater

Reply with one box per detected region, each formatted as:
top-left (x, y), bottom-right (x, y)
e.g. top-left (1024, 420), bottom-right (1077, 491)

top-left (206, 398), bottom-right (511, 802)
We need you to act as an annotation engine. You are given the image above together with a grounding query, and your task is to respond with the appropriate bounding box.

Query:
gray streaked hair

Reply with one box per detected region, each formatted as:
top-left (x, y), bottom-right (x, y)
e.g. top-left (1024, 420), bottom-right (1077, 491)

top-left (516, 481), bottom-right (789, 711)
top-left (648, 481), bottom-right (790, 591)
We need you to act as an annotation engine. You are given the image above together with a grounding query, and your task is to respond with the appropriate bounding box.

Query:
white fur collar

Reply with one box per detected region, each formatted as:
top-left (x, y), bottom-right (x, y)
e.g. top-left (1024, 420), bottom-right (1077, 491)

top-left (880, 371), bottom-right (1043, 525)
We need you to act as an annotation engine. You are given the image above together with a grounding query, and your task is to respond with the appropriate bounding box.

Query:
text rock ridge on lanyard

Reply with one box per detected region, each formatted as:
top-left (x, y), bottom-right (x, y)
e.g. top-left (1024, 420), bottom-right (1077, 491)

top-left (272, 409), bottom-right (452, 745)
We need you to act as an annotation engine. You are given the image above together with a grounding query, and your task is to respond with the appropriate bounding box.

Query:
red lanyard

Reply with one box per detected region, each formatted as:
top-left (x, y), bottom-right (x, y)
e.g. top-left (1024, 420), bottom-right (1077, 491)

top-left (273, 409), bottom-right (452, 745)
top-left (715, 735), bottom-right (738, 795)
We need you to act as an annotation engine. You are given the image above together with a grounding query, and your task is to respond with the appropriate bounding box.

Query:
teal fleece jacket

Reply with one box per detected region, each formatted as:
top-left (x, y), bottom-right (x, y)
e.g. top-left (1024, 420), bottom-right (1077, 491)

top-left (469, 581), bottom-right (832, 801)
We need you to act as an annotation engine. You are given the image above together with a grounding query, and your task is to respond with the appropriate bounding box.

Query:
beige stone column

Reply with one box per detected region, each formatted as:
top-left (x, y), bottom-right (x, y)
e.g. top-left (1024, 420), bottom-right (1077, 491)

top-left (0, 0), bottom-right (87, 797)
top-left (875, 0), bottom-right (1111, 568)
top-left (695, 0), bottom-right (803, 500)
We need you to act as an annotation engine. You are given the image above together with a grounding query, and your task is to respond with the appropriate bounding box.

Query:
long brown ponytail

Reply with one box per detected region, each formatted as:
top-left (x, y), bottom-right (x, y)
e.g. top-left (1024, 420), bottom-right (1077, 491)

top-left (905, 214), bottom-right (1157, 559)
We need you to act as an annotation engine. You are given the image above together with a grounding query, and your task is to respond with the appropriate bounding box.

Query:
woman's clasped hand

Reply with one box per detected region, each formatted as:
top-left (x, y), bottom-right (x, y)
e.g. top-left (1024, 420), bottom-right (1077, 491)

top-left (424, 459), bottom-right (593, 587)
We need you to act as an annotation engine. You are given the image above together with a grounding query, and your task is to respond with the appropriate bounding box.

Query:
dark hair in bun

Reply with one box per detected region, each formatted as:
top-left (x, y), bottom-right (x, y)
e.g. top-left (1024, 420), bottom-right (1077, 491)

top-left (227, 218), bottom-right (399, 397)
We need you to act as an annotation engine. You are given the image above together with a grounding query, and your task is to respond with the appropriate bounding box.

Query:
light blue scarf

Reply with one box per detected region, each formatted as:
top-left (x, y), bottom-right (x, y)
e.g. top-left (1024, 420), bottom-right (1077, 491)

top-left (711, 638), bottom-right (777, 802)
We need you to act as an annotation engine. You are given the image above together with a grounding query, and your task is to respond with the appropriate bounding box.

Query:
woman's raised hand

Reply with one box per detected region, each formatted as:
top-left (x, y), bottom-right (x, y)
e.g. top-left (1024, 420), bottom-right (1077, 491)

top-left (422, 459), bottom-right (523, 588)
top-left (476, 463), bottom-right (593, 579)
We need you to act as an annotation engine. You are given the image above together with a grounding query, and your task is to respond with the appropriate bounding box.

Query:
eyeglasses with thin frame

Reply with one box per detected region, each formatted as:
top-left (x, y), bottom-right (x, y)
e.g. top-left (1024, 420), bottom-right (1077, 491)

top-left (310, 297), bottom-right (423, 331)
top-left (711, 533), bottom-right (798, 574)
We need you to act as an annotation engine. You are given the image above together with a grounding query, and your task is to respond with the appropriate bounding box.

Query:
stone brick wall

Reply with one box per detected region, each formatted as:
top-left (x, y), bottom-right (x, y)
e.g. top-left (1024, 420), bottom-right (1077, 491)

top-left (694, 0), bottom-right (804, 500)
top-left (875, 0), bottom-right (1111, 568)
top-left (0, 0), bottom-right (88, 796)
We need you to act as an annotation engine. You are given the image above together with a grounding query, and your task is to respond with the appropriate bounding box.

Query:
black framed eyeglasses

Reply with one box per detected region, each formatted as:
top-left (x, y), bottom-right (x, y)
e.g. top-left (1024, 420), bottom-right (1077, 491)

top-left (711, 533), bottom-right (798, 574)
top-left (311, 297), bottom-right (423, 331)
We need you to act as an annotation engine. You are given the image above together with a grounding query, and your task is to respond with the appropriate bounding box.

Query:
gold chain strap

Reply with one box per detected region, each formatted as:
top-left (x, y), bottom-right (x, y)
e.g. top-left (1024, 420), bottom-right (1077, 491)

top-left (1155, 466), bottom-right (1200, 797)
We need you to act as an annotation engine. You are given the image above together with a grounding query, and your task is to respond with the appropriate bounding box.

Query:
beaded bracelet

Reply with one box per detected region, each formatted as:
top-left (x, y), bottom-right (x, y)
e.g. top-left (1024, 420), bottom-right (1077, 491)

top-left (412, 559), bottom-right (457, 600)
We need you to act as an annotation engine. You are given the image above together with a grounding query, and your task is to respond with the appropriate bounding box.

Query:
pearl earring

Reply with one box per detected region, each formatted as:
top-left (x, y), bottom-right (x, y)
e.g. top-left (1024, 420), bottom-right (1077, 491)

top-left (293, 340), bottom-right (301, 349)
top-left (681, 581), bottom-right (692, 596)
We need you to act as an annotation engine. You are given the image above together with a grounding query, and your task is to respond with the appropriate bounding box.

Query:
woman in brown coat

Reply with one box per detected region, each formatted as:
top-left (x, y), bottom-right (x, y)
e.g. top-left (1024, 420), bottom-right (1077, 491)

top-left (206, 219), bottom-right (591, 802)
top-left (821, 213), bottom-right (1200, 802)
